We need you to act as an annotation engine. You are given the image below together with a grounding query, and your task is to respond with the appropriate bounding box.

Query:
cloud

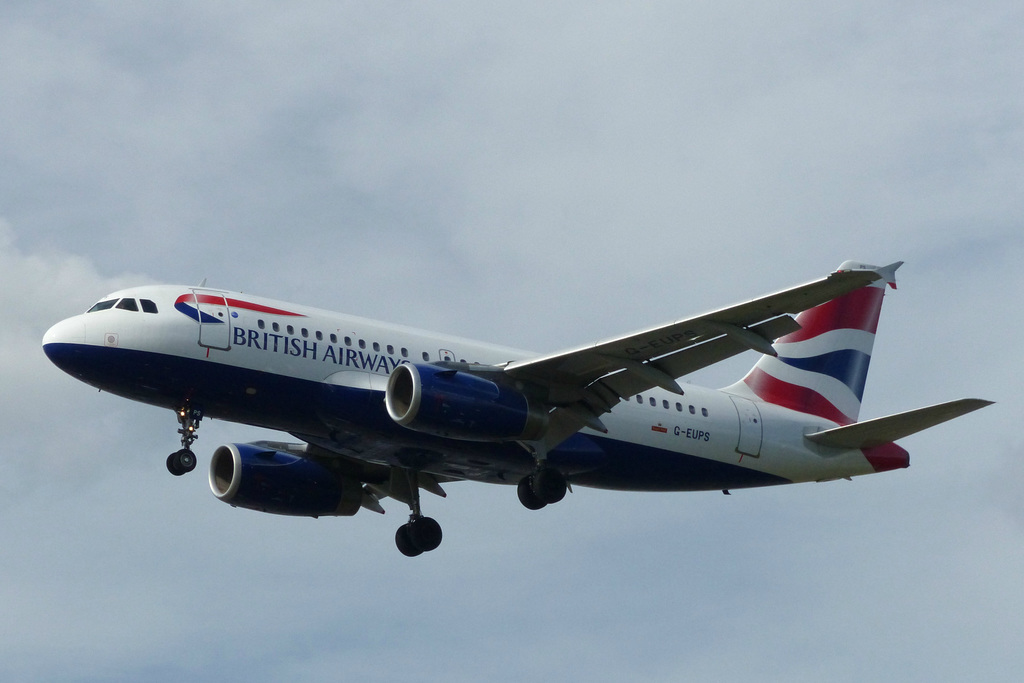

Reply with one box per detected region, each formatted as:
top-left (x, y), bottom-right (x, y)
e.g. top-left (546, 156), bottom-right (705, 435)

top-left (0, 222), bottom-right (157, 491)
top-left (1, 2), bottom-right (1023, 681)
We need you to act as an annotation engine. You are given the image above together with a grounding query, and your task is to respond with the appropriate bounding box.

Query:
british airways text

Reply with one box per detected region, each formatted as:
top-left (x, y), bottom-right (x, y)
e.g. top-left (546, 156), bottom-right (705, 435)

top-left (232, 327), bottom-right (404, 373)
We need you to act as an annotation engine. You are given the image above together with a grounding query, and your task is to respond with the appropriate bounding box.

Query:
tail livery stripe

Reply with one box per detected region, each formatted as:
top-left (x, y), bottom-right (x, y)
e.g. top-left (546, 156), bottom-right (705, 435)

top-left (778, 349), bottom-right (872, 401)
top-left (743, 367), bottom-right (856, 426)
top-left (731, 261), bottom-right (900, 425)
top-left (779, 286), bottom-right (885, 343)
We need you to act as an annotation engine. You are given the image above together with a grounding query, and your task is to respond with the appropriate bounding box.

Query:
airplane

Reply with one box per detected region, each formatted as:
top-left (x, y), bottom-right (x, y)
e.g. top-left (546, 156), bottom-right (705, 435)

top-left (42, 261), bottom-right (991, 556)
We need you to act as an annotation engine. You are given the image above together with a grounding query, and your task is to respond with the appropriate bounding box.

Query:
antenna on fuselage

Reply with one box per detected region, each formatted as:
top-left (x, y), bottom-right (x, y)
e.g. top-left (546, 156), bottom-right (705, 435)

top-left (196, 278), bottom-right (208, 288)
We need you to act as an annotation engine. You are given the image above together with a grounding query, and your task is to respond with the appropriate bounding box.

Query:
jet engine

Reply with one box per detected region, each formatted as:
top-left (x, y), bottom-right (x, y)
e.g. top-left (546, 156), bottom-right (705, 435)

top-left (209, 443), bottom-right (362, 517)
top-left (385, 363), bottom-right (548, 441)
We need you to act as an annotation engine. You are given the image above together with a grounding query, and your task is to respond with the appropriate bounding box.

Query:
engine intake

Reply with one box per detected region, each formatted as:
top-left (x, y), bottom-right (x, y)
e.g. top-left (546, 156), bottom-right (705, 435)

top-left (209, 443), bottom-right (362, 517)
top-left (385, 363), bottom-right (548, 441)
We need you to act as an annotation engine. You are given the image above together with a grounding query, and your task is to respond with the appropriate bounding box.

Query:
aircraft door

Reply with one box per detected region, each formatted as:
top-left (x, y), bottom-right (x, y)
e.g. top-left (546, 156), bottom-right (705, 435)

top-left (192, 289), bottom-right (232, 350)
top-left (730, 395), bottom-right (763, 457)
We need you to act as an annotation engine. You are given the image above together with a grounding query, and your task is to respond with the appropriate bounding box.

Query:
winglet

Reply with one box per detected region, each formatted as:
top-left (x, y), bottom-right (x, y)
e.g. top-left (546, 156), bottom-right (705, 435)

top-left (877, 261), bottom-right (903, 290)
top-left (835, 260), bottom-right (903, 290)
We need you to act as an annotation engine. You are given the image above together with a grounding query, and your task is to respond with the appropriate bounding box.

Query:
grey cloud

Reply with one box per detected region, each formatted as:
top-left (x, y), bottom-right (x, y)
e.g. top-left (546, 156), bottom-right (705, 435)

top-left (1, 2), bottom-right (1021, 681)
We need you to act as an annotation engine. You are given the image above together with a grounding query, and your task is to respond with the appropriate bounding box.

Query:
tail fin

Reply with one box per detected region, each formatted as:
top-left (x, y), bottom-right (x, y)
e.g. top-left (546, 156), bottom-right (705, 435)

top-left (728, 261), bottom-right (902, 425)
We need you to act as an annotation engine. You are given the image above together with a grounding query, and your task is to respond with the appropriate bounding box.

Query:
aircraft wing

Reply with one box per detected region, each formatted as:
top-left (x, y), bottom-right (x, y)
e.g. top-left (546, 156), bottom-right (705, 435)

top-left (502, 266), bottom-right (884, 448)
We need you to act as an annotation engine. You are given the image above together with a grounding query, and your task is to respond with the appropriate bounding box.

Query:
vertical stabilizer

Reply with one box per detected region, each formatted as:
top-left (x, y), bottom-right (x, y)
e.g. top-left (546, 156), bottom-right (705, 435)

top-left (726, 261), bottom-right (902, 425)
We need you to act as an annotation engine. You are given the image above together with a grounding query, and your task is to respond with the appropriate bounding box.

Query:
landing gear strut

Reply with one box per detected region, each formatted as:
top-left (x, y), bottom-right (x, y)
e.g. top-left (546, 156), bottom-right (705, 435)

top-left (517, 466), bottom-right (567, 510)
top-left (395, 470), bottom-right (443, 557)
top-left (167, 404), bottom-right (203, 476)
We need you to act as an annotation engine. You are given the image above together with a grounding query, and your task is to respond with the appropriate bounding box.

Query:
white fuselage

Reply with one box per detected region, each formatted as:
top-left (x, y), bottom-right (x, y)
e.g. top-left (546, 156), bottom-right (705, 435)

top-left (43, 284), bottom-right (884, 492)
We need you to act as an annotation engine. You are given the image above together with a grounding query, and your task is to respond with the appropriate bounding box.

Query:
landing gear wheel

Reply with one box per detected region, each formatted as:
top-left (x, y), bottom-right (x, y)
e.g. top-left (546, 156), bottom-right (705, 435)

top-left (166, 448), bottom-right (197, 476)
top-left (408, 516), bottom-right (443, 552)
top-left (395, 524), bottom-right (423, 557)
top-left (394, 469), bottom-right (444, 557)
top-left (395, 517), bottom-right (443, 556)
top-left (532, 467), bottom-right (567, 504)
top-left (518, 476), bottom-right (547, 510)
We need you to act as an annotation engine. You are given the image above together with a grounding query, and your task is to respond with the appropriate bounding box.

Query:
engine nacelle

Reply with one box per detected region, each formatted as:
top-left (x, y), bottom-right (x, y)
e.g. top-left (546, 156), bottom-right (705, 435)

top-left (385, 363), bottom-right (548, 441)
top-left (209, 443), bottom-right (362, 517)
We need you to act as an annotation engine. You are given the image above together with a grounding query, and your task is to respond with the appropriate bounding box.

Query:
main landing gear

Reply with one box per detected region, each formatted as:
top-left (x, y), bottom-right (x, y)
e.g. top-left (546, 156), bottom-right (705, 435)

top-left (394, 471), bottom-right (443, 558)
top-left (167, 404), bottom-right (203, 476)
top-left (517, 466), bottom-right (568, 510)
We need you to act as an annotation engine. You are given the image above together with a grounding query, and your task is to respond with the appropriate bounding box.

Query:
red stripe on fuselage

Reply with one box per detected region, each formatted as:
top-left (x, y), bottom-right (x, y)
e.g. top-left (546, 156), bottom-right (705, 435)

top-left (862, 442), bottom-right (910, 472)
top-left (225, 297), bottom-right (305, 317)
top-left (179, 293), bottom-right (305, 317)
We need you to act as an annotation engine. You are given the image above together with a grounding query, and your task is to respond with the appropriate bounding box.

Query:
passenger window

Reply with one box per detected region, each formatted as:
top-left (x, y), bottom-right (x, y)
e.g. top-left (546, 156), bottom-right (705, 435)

top-left (87, 299), bottom-right (118, 313)
top-left (387, 344), bottom-right (395, 355)
top-left (422, 352), bottom-right (430, 361)
top-left (140, 299), bottom-right (158, 314)
top-left (663, 400), bottom-right (669, 409)
top-left (287, 325), bottom-right (295, 335)
top-left (676, 403), bottom-right (683, 412)
top-left (689, 405), bottom-right (696, 415)
top-left (401, 348), bottom-right (408, 358)
top-left (330, 333), bottom-right (338, 344)
top-left (373, 342), bottom-right (380, 352)
top-left (702, 408), bottom-right (709, 417)
top-left (258, 320), bottom-right (266, 330)
top-left (649, 397), bottom-right (656, 407)
top-left (315, 331), bottom-right (323, 341)
top-left (301, 328), bottom-right (308, 338)
top-left (636, 395), bottom-right (643, 404)
top-left (115, 298), bottom-right (139, 312)
top-left (359, 339), bottom-right (366, 349)
top-left (272, 322), bottom-right (280, 332)
top-left (344, 336), bottom-right (352, 346)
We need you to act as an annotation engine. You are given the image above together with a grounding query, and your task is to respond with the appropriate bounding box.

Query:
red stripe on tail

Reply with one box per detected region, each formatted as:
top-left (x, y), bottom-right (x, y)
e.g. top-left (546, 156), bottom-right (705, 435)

top-left (743, 367), bottom-right (854, 425)
top-left (780, 286), bottom-right (885, 343)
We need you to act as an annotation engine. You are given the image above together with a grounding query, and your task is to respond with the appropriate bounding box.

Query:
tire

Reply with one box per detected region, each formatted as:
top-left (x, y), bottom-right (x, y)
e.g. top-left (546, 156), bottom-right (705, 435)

top-left (408, 516), bottom-right (443, 553)
top-left (166, 449), bottom-right (196, 476)
top-left (517, 476), bottom-right (547, 510)
top-left (166, 451), bottom-right (185, 476)
top-left (395, 524), bottom-right (423, 557)
top-left (532, 467), bottom-right (567, 504)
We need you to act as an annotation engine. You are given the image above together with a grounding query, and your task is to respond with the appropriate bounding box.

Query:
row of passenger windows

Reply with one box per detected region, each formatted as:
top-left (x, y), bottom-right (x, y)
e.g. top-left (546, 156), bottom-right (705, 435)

top-left (254, 318), bottom-right (452, 363)
top-left (82, 301), bottom-right (707, 411)
top-left (88, 298), bottom-right (158, 314)
top-left (635, 394), bottom-right (709, 417)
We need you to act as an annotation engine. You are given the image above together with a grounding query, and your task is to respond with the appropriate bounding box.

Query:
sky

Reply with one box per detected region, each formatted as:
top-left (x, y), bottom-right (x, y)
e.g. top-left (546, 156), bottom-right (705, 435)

top-left (1, 2), bottom-right (1022, 680)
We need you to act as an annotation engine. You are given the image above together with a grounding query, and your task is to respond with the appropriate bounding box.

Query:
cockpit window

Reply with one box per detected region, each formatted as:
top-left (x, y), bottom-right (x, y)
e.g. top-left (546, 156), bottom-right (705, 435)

top-left (87, 299), bottom-right (118, 313)
top-left (115, 298), bottom-right (139, 312)
top-left (140, 299), bottom-right (158, 314)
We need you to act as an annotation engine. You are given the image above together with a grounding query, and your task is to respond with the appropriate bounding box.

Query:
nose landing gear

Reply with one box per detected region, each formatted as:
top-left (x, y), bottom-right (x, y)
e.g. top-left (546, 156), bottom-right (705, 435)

top-left (167, 404), bottom-right (203, 476)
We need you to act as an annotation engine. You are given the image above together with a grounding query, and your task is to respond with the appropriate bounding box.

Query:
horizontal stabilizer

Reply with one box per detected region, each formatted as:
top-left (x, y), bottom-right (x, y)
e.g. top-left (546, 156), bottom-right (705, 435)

top-left (805, 398), bottom-right (993, 449)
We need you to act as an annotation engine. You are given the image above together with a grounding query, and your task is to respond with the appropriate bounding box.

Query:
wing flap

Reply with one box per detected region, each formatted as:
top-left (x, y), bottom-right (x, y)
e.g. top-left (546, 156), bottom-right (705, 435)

top-left (598, 316), bottom-right (800, 401)
top-left (805, 398), bottom-right (993, 449)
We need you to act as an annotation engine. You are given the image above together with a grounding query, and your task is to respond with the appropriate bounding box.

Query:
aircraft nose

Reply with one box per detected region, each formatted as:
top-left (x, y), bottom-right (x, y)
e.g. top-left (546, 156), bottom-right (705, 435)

top-left (43, 316), bottom-right (86, 347)
top-left (42, 316), bottom-right (87, 368)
